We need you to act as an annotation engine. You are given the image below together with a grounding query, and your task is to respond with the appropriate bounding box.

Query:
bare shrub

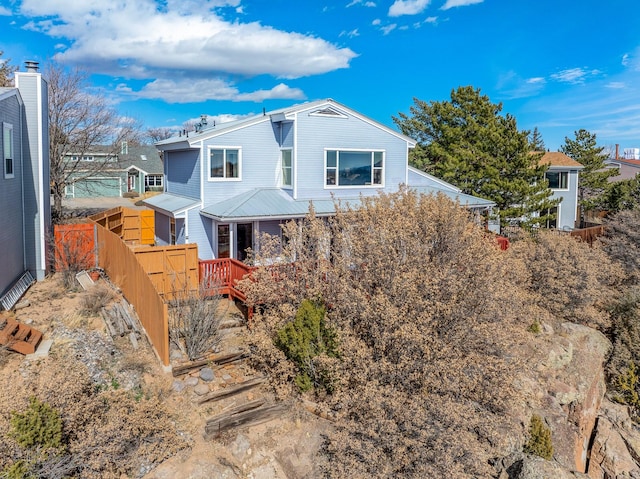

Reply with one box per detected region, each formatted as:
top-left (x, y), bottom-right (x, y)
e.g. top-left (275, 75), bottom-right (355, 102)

top-left (240, 190), bottom-right (531, 477)
top-left (80, 283), bottom-right (116, 316)
top-left (508, 229), bottom-right (621, 330)
top-left (0, 357), bottom-right (188, 479)
top-left (601, 209), bottom-right (640, 285)
top-left (169, 287), bottom-right (224, 361)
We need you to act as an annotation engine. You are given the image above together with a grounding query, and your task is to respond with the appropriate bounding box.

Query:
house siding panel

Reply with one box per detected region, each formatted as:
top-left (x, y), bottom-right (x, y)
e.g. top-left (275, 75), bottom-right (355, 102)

top-left (15, 72), bottom-right (49, 280)
top-left (189, 210), bottom-right (213, 259)
top-left (0, 93), bottom-right (26, 295)
top-left (201, 120), bottom-right (281, 205)
top-left (166, 149), bottom-right (201, 199)
top-left (550, 169), bottom-right (580, 230)
top-left (294, 111), bottom-right (407, 200)
top-left (155, 212), bottom-right (170, 246)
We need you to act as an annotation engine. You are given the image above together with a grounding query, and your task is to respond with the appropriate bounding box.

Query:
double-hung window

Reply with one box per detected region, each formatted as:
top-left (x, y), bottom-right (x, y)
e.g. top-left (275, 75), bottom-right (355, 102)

top-left (281, 149), bottom-right (292, 187)
top-left (3, 123), bottom-right (14, 179)
top-left (209, 147), bottom-right (240, 180)
top-left (325, 149), bottom-right (383, 187)
top-left (545, 171), bottom-right (568, 190)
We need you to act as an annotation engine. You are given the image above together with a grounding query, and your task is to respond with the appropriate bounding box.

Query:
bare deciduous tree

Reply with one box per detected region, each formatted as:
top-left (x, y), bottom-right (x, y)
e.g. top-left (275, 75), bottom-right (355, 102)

top-left (146, 127), bottom-right (174, 143)
top-left (0, 50), bottom-right (17, 87)
top-left (47, 62), bottom-right (140, 222)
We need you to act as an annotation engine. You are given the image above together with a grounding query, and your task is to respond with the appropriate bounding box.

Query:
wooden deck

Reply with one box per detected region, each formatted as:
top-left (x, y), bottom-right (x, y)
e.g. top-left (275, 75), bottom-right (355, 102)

top-left (199, 258), bottom-right (254, 302)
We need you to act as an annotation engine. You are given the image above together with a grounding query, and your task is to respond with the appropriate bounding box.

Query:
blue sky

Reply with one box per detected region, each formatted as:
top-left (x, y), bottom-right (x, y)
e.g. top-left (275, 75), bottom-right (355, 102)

top-left (2, 0), bottom-right (640, 152)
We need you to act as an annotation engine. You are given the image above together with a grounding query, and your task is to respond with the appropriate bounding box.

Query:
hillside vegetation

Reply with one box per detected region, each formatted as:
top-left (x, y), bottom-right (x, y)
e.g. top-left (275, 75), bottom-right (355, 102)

top-left (240, 189), bottom-right (632, 478)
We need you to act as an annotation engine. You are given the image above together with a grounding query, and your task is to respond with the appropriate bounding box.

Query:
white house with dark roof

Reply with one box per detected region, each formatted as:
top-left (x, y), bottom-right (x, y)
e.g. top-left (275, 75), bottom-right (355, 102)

top-left (0, 62), bottom-right (50, 308)
top-left (145, 99), bottom-right (495, 261)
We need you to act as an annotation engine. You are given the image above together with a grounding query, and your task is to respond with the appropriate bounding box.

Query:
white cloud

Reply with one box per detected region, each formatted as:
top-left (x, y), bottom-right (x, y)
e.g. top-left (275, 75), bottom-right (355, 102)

top-left (527, 77), bottom-right (546, 84)
top-left (372, 18), bottom-right (382, 25)
top-left (495, 71), bottom-right (546, 99)
top-left (441, 0), bottom-right (483, 10)
top-left (131, 78), bottom-right (304, 104)
top-left (340, 29), bottom-right (360, 38)
top-left (18, 0), bottom-right (356, 81)
top-left (550, 67), bottom-right (592, 84)
top-left (380, 23), bottom-right (397, 35)
top-left (388, 0), bottom-right (430, 17)
top-left (347, 0), bottom-right (376, 7)
top-left (0, 6), bottom-right (12, 15)
top-left (606, 82), bottom-right (626, 89)
top-left (622, 53), bottom-right (629, 66)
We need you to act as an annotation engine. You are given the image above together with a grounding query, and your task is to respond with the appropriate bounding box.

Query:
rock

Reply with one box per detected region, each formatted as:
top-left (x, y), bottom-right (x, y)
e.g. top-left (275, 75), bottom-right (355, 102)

top-left (231, 434), bottom-right (252, 461)
top-left (200, 367), bottom-right (215, 382)
top-left (194, 384), bottom-right (209, 396)
top-left (509, 454), bottom-right (590, 479)
top-left (172, 380), bottom-right (186, 393)
top-left (184, 376), bottom-right (199, 387)
top-left (170, 349), bottom-right (184, 360)
top-left (587, 409), bottom-right (640, 479)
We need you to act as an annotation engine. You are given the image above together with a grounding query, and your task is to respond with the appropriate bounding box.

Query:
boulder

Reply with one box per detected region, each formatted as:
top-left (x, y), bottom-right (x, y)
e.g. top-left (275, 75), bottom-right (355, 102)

top-left (587, 415), bottom-right (640, 479)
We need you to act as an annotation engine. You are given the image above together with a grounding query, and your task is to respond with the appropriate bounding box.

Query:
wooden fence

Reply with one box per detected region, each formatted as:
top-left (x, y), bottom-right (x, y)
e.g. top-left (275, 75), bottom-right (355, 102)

top-left (90, 207), bottom-right (154, 245)
top-left (199, 258), bottom-right (254, 301)
top-left (570, 225), bottom-right (606, 245)
top-left (53, 223), bottom-right (97, 271)
top-left (96, 226), bottom-right (170, 365)
top-left (134, 244), bottom-right (199, 301)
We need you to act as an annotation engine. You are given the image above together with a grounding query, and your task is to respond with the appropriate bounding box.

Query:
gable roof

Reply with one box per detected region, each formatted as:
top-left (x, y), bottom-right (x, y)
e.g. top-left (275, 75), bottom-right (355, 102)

top-left (156, 99), bottom-right (417, 149)
top-left (538, 151), bottom-right (583, 169)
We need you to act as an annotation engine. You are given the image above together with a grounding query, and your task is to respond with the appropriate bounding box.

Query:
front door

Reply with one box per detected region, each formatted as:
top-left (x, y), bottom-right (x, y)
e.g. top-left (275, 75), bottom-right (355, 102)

top-left (236, 223), bottom-right (253, 262)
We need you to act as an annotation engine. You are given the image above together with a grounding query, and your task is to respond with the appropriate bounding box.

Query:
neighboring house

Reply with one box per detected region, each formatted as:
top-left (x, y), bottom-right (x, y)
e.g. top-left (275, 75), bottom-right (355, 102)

top-left (145, 99), bottom-right (494, 261)
top-left (538, 151), bottom-right (583, 230)
top-left (64, 143), bottom-right (163, 198)
top-left (0, 61), bottom-right (50, 307)
top-left (604, 157), bottom-right (640, 182)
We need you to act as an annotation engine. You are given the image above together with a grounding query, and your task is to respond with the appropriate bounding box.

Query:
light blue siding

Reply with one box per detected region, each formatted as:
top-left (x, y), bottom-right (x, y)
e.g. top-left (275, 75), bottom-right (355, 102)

top-left (201, 119), bottom-right (281, 205)
top-left (16, 71), bottom-right (49, 280)
top-left (155, 212), bottom-right (170, 246)
top-left (0, 93), bottom-right (26, 296)
top-left (294, 111), bottom-right (408, 200)
top-left (188, 210), bottom-right (213, 259)
top-left (549, 168), bottom-right (580, 230)
top-left (166, 149), bottom-right (201, 199)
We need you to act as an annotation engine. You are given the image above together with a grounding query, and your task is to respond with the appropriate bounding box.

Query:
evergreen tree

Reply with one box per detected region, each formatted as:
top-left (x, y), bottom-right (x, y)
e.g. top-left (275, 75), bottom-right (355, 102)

top-left (393, 86), bottom-right (558, 228)
top-left (560, 129), bottom-right (616, 221)
top-left (529, 127), bottom-right (546, 152)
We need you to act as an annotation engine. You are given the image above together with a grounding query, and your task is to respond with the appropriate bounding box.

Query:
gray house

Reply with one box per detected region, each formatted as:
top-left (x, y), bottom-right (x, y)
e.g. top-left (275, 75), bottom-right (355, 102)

top-left (538, 152), bottom-right (583, 230)
top-left (0, 62), bottom-right (50, 308)
top-left (145, 99), bottom-right (494, 261)
top-left (65, 143), bottom-right (163, 198)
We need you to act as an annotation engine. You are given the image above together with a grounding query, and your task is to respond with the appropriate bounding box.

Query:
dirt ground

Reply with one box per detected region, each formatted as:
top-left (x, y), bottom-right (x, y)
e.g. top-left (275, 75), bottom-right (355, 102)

top-left (1, 274), bottom-right (329, 479)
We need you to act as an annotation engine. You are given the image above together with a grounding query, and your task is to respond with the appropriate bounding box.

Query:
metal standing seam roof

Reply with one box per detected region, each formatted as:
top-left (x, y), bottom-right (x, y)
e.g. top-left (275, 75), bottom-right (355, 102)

top-left (199, 187), bottom-right (494, 221)
top-left (142, 193), bottom-right (201, 215)
top-left (200, 188), bottom-right (361, 221)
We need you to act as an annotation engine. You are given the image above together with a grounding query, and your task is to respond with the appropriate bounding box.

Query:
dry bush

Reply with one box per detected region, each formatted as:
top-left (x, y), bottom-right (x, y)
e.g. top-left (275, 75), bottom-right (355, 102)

top-left (169, 288), bottom-right (224, 361)
top-left (79, 283), bottom-right (116, 316)
top-left (601, 209), bottom-right (640, 285)
top-left (240, 190), bottom-right (532, 477)
top-left (0, 357), bottom-right (188, 478)
top-left (508, 229), bottom-right (621, 330)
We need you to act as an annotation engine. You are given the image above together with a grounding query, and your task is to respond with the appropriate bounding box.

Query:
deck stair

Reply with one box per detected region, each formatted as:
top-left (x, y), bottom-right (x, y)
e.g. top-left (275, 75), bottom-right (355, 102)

top-left (0, 314), bottom-right (43, 355)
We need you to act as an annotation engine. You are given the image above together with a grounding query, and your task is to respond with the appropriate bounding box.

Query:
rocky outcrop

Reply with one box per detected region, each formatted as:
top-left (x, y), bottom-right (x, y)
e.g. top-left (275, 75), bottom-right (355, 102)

top-left (538, 322), bottom-right (610, 472)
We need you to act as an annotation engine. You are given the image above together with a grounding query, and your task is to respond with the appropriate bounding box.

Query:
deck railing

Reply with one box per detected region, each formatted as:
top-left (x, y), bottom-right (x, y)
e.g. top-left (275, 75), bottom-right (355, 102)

top-left (199, 258), bottom-right (254, 301)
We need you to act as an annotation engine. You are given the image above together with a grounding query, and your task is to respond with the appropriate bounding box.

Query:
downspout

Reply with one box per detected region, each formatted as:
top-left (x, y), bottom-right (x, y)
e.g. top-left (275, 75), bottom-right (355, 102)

top-left (36, 76), bottom-right (47, 277)
top-left (20, 100), bottom-right (27, 273)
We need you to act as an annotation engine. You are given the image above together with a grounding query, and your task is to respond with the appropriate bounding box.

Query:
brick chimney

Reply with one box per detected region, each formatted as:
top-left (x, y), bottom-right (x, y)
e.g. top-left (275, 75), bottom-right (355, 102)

top-left (615, 143), bottom-right (619, 160)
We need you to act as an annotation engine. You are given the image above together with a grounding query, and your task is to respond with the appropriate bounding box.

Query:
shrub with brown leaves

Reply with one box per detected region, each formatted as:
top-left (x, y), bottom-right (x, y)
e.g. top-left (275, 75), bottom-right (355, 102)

top-left (240, 190), bottom-right (532, 478)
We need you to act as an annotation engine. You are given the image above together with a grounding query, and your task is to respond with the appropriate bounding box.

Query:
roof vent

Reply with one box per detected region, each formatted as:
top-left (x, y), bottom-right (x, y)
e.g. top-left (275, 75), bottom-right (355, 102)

top-left (24, 61), bottom-right (39, 72)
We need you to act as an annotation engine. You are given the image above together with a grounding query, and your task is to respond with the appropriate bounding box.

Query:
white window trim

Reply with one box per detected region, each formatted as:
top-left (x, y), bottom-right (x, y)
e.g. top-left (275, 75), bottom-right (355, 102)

top-left (3, 122), bottom-right (14, 179)
top-left (546, 170), bottom-right (570, 191)
top-left (324, 148), bottom-right (385, 189)
top-left (207, 146), bottom-right (242, 181)
top-left (145, 174), bottom-right (163, 187)
top-left (281, 148), bottom-right (292, 189)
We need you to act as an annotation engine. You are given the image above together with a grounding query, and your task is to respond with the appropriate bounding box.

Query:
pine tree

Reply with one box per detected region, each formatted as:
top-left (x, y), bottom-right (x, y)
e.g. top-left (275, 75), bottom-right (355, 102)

top-left (560, 129), bottom-right (616, 222)
top-left (393, 86), bottom-right (558, 228)
top-left (529, 127), bottom-right (546, 152)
